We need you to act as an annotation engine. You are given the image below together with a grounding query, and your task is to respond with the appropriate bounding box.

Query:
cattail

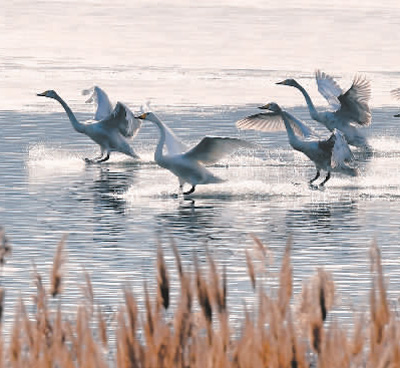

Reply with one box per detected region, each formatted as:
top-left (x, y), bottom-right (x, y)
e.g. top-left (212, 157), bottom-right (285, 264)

top-left (245, 249), bottom-right (256, 290)
top-left (97, 307), bottom-right (108, 349)
top-left (0, 289), bottom-right (4, 324)
top-left (278, 236), bottom-right (293, 316)
top-left (194, 256), bottom-right (212, 324)
top-left (0, 227), bottom-right (11, 265)
top-left (50, 235), bottom-right (67, 298)
top-left (157, 244), bottom-right (169, 310)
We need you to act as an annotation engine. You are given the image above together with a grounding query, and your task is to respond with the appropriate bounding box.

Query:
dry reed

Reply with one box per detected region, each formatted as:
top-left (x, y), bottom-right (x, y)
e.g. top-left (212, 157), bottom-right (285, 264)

top-left (0, 228), bottom-right (399, 367)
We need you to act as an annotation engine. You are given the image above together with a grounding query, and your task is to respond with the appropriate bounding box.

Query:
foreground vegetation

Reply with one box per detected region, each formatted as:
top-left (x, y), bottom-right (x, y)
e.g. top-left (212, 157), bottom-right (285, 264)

top-left (0, 229), bottom-right (398, 367)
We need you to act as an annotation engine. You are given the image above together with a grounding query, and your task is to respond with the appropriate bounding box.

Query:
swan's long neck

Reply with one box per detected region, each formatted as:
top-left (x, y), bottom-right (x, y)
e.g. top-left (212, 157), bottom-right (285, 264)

top-left (281, 111), bottom-right (303, 151)
top-left (295, 84), bottom-right (320, 121)
top-left (150, 115), bottom-right (167, 163)
top-left (54, 95), bottom-right (85, 133)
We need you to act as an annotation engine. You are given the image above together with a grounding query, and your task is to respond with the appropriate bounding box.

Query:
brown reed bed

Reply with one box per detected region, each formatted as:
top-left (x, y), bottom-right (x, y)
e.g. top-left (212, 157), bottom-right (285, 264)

top-left (0, 231), bottom-right (398, 367)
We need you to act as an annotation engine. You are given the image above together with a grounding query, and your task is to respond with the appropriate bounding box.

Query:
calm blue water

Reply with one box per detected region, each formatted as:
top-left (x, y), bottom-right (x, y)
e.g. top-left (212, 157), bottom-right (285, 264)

top-left (1, 0), bottom-right (400, 333)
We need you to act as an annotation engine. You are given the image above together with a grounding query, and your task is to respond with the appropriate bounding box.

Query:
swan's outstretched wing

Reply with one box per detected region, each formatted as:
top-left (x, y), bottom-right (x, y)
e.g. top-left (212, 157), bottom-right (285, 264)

top-left (391, 87), bottom-right (400, 100)
top-left (316, 70), bottom-right (343, 110)
top-left (184, 137), bottom-right (253, 164)
top-left (336, 75), bottom-right (371, 126)
top-left (331, 130), bottom-right (354, 168)
top-left (100, 102), bottom-right (142, 138)
top-left (236, 112), bottom-right (284, 132)
top-left (236, 112), bottom-right (316, 138)
top-left (82, 86), bottom-right (113, 121)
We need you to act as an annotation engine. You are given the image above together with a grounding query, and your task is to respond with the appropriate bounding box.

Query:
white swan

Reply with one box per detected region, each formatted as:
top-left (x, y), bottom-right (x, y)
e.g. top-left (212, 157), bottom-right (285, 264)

top-left (277, 70), bottom-right (371, 148)
top-left (136, 112), bottom-right (252, 194)
top-left (37, 90), bottom-right (141, 163)
top-left (82, 86), bottom-right (114, 121)
top-left (236, 102), bottom-right (358, 187)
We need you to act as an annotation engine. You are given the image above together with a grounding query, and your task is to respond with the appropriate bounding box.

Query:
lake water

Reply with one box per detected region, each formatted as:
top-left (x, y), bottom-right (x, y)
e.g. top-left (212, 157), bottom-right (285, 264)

top-left (2, 0), bottom-right (400, 333)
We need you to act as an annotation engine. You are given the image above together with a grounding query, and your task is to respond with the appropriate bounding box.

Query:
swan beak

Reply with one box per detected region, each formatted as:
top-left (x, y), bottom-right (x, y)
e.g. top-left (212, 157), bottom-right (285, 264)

top-left (394, 113), bottom-right (400, 118)
top-left (258, 104), bottom-right (270, 110)
top-left (276, 81), bottom-right (285, 85)
top-left (135, 113), bottom-right (148, 120)
top-left (37, 92), bottom-right (47, 96)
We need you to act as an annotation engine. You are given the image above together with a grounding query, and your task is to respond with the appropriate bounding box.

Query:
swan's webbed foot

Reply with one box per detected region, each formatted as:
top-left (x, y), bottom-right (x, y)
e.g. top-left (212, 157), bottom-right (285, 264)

top-left (183, 186), bottom-right (196, 195)
top-left (96, 153), bottom-right (110, 163)
top-left (319, 172), bottom-right (331, 187)
top-left (309, 170), bottom-right (320, 185)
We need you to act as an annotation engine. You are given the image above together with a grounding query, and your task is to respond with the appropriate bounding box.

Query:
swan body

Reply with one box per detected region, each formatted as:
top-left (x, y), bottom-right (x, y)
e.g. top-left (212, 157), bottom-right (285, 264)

top-left (37, 90), bottom-right (141, 163)
top-left (236, 102), bottom-right (358, 187)
top-left (136, 112), bottom-right (252, 194)
top-left (277, 70), bottom-right (371, 148)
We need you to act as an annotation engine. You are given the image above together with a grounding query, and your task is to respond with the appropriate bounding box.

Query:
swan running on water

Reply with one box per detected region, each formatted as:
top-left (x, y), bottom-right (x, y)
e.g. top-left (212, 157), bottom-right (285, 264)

top-left (277, 70), bottom-right (371, 148)
top-left (136, 112), bottom-right (253, 195)
top-left (37, 90), bottom-right (141, 163)
top-left (236, 102), bottom-right (358, 187)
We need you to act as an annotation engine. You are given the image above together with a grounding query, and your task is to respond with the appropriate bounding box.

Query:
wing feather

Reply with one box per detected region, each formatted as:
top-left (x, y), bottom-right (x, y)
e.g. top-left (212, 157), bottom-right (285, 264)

top-left (236, 112), bottom-right (286, 132)
top-left (336, 74), bottom-right (371, 126)
top-left (316, 70), bottom-right (343, 110)
top-left (236, 111), bottom-right (317, 138)
top-left (331, 130), bottom-right (354, 168)
top-left (82, 86), bottom-right (114, 121)
top-left (184, 137), bottom-right (253, 164)
top-left (391, 87), bottom-right (400, 101)
top-left (100, 102), bottom-right (142, 138)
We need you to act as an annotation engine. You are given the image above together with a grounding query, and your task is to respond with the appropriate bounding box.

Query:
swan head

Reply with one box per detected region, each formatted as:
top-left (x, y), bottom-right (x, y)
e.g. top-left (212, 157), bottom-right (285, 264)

top-left (135, 112), bottom-right (157, 122)
top-left (276, 79), bottom-right (300, 88)
top-left (37, 90), bottom-right (59, 99)
top-left (258, 102), bottom-right (281, 113)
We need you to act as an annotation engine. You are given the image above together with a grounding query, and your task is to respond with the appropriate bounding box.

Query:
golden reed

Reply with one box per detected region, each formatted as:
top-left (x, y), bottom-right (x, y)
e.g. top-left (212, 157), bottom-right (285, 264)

top-left (0, 231), bottom-right (397, 367)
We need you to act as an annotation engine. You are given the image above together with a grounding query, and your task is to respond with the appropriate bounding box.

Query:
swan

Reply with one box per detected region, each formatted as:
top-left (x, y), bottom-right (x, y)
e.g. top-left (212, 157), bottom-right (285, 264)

top-left (276, 70), bottom-right (371, 148)
top-left (37, 90), bottom-right (141, 163)
top-left (82, 86), bottom-right (114, 121)
top-left (236, 102), bottom-right (358, 187)
top-left (136, 112), bottom-right (253, 195)
top-left (390, 88), bottom-right (400, 117)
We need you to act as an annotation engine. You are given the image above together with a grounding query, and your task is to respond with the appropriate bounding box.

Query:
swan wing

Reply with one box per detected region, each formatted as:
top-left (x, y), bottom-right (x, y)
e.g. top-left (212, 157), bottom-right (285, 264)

top-left (100, 102), bottom-right (142, 138)
top-left (82, 86), bottom-right (114, 121)
top-left (315, 70), bottom-right (342, 110)
top-left (236, 111), bottom-right (316, 138)
top-left (331, 130), bottom-right (354, 168)
top-left (184, 137), bottom-right (253, 164)
top-left (391, 87), bottom-right (400, 101)
top-left (236, 112), bottom-right (285, 132)
top-left (336, 74), bottom-right (371, 126)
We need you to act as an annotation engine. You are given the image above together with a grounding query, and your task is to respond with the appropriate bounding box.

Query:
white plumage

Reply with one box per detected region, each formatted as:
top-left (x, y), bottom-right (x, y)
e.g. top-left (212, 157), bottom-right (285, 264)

top-left (136, 112), bottom-right (253, 195)
top-left (276, 70), bottom-right (372, 148)
top-left (236, 102), bottom-right (358, 187)
top-left (37, 89), bottom-right (141, 163)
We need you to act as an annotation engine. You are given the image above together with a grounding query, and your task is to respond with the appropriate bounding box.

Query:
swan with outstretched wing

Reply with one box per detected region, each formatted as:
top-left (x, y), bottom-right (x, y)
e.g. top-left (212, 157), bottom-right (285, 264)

top-left (236, 102), bottom-right (357, 187)
top-left (38, 89), bottom-right (141, 163)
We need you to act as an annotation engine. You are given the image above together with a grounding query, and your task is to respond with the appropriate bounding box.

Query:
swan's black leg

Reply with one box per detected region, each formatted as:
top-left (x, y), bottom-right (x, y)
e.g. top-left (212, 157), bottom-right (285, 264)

top-left (309, 170), bottom-right (320, 184)
top-left (183, 186), bottom-right (196, 195)
top-left (319, 172), bottom-right (331, 187)
top-left (96, 153), bottom-right (110, 163)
